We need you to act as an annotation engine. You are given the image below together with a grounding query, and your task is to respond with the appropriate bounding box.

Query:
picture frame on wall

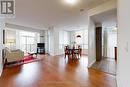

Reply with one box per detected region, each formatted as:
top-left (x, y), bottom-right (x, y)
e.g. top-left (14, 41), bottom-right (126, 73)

top-left (3, 30), bottom-right (5, 44)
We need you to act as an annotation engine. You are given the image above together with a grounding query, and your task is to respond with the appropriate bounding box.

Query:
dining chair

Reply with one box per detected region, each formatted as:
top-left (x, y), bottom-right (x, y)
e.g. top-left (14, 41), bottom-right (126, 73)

top-left (72, 45), bottom-right (80, 59)
top-left (78, 45), bottom-right (82, 58)
top-left (73, 45), bottom-right (82, 59)
top-left (64, 46), bottom-right (71, 58)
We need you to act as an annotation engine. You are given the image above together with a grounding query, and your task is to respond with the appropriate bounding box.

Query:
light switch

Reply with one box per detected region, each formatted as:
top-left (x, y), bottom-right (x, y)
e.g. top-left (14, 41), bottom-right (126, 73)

top-left (125, 42), bottom-right (128, 52)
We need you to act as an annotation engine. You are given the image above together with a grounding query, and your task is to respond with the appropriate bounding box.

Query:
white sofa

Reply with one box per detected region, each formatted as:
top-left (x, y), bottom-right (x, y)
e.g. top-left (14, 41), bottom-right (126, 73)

top-left (4, 48), bottom-right (24, 63)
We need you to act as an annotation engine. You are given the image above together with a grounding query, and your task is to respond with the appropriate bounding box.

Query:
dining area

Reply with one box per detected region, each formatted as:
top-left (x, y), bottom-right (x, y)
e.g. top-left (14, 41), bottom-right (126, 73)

top-left (64, 45), bottom-right (82, 59)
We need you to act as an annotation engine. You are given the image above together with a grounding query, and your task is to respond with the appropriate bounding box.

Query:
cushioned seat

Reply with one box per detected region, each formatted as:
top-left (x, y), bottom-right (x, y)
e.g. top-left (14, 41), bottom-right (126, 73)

top-left (4, 48), bottom-right (24, 63)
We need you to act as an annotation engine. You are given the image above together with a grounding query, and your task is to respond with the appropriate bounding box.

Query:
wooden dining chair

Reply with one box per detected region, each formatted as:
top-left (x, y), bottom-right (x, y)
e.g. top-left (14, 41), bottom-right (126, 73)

top-left (64, 46), bottom-right (71, 58)
top-left (72, 45), bottom-right (80, 59)
top-left (73, 45), bottom-right (82, 59)
top-left (78, 45), bottom-right (82, 58)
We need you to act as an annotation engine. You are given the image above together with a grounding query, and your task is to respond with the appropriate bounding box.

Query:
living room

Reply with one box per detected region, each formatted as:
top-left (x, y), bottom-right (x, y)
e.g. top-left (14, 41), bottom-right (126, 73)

top-left (0, 0), bottom-right (130, 87)
top-left (3, 23), bottom-right (47, 65)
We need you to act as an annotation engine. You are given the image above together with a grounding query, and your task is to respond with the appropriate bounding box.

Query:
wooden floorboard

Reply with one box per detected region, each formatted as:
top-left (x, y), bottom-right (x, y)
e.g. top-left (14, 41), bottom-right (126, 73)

top-left (0, 55), bottom-right (117, 87)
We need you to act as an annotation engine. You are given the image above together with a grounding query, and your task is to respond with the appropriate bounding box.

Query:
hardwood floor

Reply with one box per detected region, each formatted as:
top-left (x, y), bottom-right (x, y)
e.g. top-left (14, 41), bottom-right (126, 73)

top-left (0, 55), bottom-right (117, 87)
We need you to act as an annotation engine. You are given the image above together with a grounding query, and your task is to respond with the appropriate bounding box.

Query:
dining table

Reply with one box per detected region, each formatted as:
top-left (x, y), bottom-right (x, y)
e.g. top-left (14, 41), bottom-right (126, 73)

top-left (67, 47), bottom-right (81, 59)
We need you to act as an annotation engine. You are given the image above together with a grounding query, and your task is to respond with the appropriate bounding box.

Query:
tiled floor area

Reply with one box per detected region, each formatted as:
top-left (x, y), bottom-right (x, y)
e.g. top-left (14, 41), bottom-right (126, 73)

top-left (91, 57), bottom-right (117, 75)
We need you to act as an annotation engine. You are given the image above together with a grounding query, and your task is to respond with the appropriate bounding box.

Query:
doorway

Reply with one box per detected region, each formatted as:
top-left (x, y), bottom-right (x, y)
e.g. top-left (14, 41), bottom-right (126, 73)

top-left (90, 9), bottom-right (117, 75)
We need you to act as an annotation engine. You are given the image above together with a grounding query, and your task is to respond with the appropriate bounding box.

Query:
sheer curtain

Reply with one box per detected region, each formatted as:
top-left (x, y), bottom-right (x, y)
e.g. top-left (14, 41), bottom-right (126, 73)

top-left (19, 31), bottom-right (40, 53)
top-left (59, 30), bottom-right (70, 49)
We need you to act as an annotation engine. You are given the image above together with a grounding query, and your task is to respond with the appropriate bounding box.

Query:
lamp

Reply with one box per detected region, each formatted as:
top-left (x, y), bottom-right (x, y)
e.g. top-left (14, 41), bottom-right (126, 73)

top-left (6, 39), bottom-right (16, 48)
top-left (76, 35), bottom-right (81, 38)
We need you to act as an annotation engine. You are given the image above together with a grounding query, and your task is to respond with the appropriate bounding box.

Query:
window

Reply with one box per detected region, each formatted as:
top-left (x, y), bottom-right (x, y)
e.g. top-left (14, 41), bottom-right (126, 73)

top-left (5, 28), bottom-right (40, 53)
top-left (75, 30), bottom-right (88, 49)
top-left (5, 29), bottom-right (16, 49)
top-left (20, 31), bottom-right (39, 53)
top-left (75, 31), bottom-right (83, 44)
top-left (59, 30), bottom-right (70, 49)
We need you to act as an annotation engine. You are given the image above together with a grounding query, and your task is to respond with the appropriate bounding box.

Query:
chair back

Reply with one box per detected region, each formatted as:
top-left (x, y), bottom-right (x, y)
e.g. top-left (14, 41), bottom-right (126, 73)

top-left (78, 45), bottom-right (82, 56)
top-left (64, 45), bottom-right (69, 52)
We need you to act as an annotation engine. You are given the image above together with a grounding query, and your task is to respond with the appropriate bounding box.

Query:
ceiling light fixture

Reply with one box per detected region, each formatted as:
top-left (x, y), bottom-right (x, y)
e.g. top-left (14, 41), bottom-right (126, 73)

top-left (64, 0), bottom-right (79, 5)
top-left (76, 35), bottom-right (81, 38)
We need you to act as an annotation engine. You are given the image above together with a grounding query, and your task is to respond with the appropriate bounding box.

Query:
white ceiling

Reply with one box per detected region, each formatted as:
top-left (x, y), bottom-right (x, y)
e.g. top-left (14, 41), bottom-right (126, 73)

top-left (6, 0), bottom-right (111, 30)
top-left (91, 9), bottom-right (117, 28)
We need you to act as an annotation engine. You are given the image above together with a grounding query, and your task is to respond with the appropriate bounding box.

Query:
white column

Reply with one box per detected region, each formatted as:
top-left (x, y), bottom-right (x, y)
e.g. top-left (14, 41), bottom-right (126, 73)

top-left (88, 17), bottom-right (96, 67)
top-left (49, 28), bottom-right (55, 56)
top-left (0, 19), bottom-right (5, 76)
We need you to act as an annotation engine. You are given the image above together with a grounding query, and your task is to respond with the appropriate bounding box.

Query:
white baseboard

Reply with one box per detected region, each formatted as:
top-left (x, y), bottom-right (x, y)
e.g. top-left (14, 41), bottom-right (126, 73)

top-left (0, 65), bottom-right (3, 77)
top-left (88, 59), bottom-right (96, 68)
top-left (116, 75), bottom-right (123, 87)
top-left (49, 52), bottom-right (55, 56)
top-left (0, 70), bottom-right (2, 76)
top-left (116, 77), bottom-right (119, 87)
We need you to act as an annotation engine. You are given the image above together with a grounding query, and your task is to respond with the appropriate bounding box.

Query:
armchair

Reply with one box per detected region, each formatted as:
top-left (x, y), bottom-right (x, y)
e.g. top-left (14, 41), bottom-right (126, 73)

top-left (4, 48), bottom-right (24, 63)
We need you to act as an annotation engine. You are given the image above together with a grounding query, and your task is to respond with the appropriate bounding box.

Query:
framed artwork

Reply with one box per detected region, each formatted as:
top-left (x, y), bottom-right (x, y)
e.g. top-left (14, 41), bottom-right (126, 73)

top-left (3, 30), bottom-right (5, 44)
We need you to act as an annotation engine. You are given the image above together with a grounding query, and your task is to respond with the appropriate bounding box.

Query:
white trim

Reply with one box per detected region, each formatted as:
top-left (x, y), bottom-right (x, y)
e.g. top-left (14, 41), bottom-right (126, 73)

top-left (0, 65), bottom-right (3, 76)
top-left (0, 45), bottom-right (4, 77)
top-left (88, 59), bottom-right (96, 68)
top-left (49, 52), bottom-right (55, 56)
top-left (116, 77), bottom-right (119, 87)
top-left (6, 23), bottom-right (46, 33)
top-left (116, 75), bottom-right (123, 87)
top-left (88, 0), bottom-right (117, 16)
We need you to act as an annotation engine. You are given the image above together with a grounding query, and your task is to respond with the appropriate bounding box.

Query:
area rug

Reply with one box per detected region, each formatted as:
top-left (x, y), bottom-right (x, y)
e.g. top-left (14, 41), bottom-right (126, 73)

top-left (5, 55), bottom-right (43, 68)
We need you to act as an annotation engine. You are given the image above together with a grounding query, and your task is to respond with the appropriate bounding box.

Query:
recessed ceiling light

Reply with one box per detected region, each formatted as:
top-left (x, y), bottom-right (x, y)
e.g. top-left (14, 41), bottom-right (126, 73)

top-left (64, 0), bottom-right (79, 5)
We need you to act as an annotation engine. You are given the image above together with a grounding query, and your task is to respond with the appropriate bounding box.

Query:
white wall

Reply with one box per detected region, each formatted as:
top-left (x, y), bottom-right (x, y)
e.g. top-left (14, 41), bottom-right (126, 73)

top-left (6, 23), bottom-right (43, 33)
top-left (88, 17), bottom-right (96, 67)
top-left (0, 19), bottom-right (5, 76)
top-left (117, 0), bottom-right (130, 87)
top-left (39, 30), bottom-right (45, 43)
